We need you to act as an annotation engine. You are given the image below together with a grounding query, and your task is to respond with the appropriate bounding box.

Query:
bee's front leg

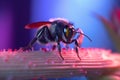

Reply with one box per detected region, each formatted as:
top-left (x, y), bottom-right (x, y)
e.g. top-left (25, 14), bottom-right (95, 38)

top-left (75, 40), bottom-right (81, 60)
top-left (71, 39), bottom-right (81, 60)
top-left (57, 42), bottom-right (64, 60)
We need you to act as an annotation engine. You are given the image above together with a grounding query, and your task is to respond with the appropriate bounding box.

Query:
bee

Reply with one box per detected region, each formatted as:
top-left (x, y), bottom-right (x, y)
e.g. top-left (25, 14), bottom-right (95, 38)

top-left (24, 18), bottom-right (92, 60)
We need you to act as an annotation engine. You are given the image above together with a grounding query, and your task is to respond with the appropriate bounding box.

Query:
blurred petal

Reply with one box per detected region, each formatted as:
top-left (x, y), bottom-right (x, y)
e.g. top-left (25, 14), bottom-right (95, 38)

top-left (95, 13), bottom-right (120, 52)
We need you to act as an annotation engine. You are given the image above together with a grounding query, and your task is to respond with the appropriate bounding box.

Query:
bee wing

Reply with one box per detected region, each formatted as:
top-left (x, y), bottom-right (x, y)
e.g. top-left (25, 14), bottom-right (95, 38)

top-left (25, 21), bottom-right (52, 29)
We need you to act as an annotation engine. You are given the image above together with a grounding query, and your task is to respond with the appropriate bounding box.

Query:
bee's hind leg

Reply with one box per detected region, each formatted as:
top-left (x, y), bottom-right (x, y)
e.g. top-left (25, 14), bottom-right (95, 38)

top-left (22, 37), bottom-right (37, 51)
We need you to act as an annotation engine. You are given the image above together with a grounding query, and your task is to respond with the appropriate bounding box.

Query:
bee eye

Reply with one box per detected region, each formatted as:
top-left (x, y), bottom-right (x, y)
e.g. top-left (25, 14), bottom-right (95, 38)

top-left (64, 28), bottom-right (67, 32)
top-left (64, 28), bottom-right (69, 37)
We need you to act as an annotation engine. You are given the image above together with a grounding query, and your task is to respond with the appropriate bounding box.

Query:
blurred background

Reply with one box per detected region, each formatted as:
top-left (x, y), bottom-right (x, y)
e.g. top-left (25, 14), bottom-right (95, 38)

top-left (0, 0), bottom-right (120, 80)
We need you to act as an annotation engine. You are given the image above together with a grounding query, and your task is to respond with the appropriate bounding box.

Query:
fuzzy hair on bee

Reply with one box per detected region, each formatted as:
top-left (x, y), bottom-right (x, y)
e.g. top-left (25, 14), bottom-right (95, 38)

top-left (24, 18), bottom-right (92, 60)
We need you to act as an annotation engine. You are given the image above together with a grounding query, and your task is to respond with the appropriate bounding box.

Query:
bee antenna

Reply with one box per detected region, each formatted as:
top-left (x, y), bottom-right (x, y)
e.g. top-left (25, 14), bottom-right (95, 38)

top-left (80, 32), bottom-right (92, 42)
top-left (75, 28), bottom-right (92, 42)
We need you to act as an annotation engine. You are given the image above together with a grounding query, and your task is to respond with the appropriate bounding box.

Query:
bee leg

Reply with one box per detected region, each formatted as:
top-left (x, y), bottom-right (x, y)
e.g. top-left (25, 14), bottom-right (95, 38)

top-left (75, 40), bottom-right (81, 60)
top-left (57, 42), bottom-right (64, 60)
top-left (23, 37), bottom-right (37, 51)
top-left (28, 37), bottom-right (37, 49)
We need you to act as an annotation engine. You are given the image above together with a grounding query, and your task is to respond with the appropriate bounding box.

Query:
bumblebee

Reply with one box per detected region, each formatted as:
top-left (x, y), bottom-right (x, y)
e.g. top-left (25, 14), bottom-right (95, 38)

top-left (24, 18), bottom-right (92, 60)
